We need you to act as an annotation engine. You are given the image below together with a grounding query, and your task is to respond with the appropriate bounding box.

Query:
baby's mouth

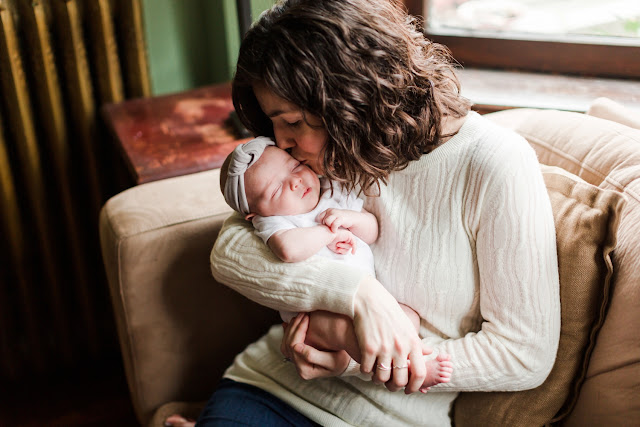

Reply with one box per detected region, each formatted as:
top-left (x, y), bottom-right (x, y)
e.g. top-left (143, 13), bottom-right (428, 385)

top-left (302, 188), bottom-right (311, 198)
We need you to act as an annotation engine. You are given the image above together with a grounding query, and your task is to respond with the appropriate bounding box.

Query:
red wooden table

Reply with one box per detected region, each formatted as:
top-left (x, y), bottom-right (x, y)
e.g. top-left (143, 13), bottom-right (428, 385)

top-left (102, 82), bottom-right (251, 184)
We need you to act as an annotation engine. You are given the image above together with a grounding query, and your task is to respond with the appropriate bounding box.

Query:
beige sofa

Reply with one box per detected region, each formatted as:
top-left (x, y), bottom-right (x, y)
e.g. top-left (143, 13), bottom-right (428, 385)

top-left (100, 99), bottom-right (640, 426)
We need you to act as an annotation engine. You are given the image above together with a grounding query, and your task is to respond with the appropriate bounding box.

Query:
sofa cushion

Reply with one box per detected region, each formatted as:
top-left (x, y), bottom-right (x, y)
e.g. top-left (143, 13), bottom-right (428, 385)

top-left (485, 106), bottom-right (640, 425)
top-left (587, 97), bottom-right (640, 130)
top-left (453, 164), bottom-right (625, 426)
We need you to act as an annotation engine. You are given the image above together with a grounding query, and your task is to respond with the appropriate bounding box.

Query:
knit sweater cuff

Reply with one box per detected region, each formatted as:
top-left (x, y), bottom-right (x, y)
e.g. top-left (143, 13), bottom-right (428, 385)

top-left (340, 359), bottom-right (372, 381)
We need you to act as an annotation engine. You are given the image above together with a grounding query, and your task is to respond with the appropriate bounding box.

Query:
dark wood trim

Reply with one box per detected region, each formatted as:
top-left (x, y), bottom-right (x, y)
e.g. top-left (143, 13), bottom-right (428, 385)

top-left (402, 0), bottom-right (640, 79)
top-left (428, 32), bottom-right (640, 79)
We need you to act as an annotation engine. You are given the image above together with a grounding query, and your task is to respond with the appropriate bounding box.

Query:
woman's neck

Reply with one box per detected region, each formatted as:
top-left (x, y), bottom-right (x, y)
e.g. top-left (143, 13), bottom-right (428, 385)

top-left (440, 114), bottom-right (468, 143)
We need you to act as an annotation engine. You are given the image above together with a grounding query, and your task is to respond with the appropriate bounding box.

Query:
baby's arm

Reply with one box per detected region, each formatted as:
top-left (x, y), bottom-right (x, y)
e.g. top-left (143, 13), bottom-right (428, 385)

top-left (268, 226), bottom-right (355, 263)
top-left (317, 208), bottom-right (378, 244)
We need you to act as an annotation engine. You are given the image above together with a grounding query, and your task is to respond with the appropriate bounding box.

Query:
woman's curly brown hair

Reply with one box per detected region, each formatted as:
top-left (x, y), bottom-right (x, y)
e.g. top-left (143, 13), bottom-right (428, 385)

top-left (232, 0), bottom-right (471, 195)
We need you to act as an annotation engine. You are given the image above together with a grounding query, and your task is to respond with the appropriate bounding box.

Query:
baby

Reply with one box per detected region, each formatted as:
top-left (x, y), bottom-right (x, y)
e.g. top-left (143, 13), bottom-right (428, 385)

top-left (220, 137), bottom-right (452, 389)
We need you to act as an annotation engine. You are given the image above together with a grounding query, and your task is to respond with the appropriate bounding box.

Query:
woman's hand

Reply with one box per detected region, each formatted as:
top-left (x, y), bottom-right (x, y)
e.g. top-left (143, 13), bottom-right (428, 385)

top-left (353, 275), bottom-right (429, 394)
top-left (281, 313), bottom-right (351, 379)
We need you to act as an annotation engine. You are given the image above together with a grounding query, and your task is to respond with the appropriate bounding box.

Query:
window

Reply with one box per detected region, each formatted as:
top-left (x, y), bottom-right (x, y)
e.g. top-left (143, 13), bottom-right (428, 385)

top-left (405, 0), bottom-right (640, 79)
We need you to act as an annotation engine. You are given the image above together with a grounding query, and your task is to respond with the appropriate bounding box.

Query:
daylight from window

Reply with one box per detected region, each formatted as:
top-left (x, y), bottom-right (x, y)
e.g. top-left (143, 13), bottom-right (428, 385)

top-left (428, 0), bottom-right (640, 39)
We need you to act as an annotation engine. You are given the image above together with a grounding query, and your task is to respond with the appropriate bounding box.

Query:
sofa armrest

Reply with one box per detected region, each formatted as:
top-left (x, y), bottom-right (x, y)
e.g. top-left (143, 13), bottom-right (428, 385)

top-left (99, 169), bottom-right (279, 425)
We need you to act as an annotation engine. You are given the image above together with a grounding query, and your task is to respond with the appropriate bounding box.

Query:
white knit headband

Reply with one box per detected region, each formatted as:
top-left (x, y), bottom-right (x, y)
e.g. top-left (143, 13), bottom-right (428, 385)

top-left (223, 136), bottom-right (276, 215)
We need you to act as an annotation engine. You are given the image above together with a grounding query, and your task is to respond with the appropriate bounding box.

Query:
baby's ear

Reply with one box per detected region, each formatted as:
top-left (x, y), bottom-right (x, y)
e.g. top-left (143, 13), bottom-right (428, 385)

top-left (244, 213), bottom-right (256, 221)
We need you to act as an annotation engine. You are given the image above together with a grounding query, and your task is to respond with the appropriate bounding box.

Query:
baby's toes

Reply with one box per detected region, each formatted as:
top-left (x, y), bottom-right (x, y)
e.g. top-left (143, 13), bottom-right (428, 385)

top-left (438, 374), bottom-right (451, 383)
top-left (436, 353), bottom-right (451, 362)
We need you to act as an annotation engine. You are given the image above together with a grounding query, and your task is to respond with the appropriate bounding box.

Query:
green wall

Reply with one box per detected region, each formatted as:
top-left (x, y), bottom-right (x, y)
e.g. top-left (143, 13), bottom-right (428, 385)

top-left (143, 0), bottom-right (275, 95)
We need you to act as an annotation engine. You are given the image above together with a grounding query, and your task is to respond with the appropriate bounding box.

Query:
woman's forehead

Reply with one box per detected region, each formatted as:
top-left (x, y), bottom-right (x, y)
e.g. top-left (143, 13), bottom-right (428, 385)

top-left (253, 83), bottom-right (299, 117)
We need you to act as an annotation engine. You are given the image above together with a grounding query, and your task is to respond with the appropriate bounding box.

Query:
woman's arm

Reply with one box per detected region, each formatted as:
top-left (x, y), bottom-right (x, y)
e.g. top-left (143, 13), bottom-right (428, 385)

top-left (429, 141), bottom-right (561, 392)
top-left (211, 215), bottom-right (428, 390)
top-left (214, 220), bottom-right (425, 387)
top-left (210, 213), bottom-right (365, 315)
top-left (281, 306), bottom-right (427, 384)
top-left (301, 304), bottom-right (420, 362)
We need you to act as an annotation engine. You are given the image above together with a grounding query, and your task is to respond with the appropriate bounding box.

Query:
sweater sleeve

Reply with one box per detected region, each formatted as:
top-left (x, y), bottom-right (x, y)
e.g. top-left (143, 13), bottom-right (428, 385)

top-left (210, 213), bottom-right (367, 317)
top-left (431, 139), bottom-right (561, 392)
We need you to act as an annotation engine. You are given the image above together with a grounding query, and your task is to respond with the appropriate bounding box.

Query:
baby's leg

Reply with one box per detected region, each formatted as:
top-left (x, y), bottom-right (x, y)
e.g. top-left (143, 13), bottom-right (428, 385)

top-left (305, 311), bottom-right (362, 362)
top-left (420, 353), bottom-right (453, 391)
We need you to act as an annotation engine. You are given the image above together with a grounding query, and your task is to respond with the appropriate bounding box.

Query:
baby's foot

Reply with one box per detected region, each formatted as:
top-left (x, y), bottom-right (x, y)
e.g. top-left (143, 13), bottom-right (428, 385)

top-left (420, 353), bottom-right (453, 393)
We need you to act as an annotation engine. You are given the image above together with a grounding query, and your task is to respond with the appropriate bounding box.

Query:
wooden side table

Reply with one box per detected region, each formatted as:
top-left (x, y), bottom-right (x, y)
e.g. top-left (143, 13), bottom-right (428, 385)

top-left (102, 82), bottom-right (251, 185)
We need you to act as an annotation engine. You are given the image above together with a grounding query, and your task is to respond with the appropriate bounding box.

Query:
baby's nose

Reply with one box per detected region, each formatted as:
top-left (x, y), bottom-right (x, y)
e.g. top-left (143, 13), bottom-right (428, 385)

top-left (290, 177), bottom-right (302, 190)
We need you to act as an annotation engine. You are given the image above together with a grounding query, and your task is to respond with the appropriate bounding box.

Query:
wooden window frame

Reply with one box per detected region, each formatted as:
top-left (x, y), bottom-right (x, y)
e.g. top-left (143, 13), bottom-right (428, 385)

top-left (403, 0), bottom-right (640, 79)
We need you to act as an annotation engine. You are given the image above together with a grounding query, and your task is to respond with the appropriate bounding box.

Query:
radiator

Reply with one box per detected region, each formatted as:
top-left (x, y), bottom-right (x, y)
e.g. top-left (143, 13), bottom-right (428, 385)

top-left (0, 0), bottom-right (150, 381)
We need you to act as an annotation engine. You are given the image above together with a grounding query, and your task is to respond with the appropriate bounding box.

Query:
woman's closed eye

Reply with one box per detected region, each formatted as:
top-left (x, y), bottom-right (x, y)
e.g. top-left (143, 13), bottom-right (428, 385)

top-left (287, 120), bottom-right (301, 127)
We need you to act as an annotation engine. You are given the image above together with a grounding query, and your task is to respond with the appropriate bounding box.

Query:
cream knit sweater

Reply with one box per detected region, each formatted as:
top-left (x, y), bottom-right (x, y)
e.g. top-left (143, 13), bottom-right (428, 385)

top-left (210, 112), bottom-right (561, 426)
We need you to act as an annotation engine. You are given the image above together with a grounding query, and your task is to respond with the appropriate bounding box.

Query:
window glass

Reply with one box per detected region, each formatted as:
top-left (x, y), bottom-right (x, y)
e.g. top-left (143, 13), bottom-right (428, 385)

top-left (428, 0), bottom-right (640, 41)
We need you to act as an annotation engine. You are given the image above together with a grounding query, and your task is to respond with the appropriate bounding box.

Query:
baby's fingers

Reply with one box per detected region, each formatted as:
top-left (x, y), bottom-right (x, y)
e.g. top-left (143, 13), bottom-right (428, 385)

top-left (326, 216), bottom-right (340, 232)
top-left (316, 210), bottom-right (327, 223)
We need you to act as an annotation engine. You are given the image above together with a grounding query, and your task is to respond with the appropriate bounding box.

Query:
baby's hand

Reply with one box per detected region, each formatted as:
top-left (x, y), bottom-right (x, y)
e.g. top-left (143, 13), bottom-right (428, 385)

top-left (328, 228), bottom-right (357, 255)
top-left (317, 208), bottom-right (353, 233)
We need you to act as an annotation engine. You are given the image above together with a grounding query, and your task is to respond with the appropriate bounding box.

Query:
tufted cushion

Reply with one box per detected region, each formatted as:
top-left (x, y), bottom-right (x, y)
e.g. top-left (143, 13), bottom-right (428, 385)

top-left (454, 164), bottom-right (626, 426)
top-left (484, 106), bottom-right (640, 425)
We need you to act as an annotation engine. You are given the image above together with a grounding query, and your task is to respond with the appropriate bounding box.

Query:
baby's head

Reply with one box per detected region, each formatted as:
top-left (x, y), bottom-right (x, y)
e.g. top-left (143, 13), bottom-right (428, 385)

top-left (221, 137), bottom-right (321, 220)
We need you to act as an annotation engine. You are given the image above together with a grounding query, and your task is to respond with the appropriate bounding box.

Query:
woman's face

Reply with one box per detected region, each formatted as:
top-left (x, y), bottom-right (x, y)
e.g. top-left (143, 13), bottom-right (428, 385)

top-left (253, 83), bottom-right (328, 174)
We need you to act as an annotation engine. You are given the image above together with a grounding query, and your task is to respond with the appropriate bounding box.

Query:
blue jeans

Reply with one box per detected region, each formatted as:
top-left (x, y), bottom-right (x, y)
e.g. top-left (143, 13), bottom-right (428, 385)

top-left (195, 379), bottom-right (320, 426)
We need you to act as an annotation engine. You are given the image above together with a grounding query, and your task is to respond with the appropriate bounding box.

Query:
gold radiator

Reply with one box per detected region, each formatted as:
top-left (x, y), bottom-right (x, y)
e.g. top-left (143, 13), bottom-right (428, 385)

top-left (0, 0), bottom-right (150, 380)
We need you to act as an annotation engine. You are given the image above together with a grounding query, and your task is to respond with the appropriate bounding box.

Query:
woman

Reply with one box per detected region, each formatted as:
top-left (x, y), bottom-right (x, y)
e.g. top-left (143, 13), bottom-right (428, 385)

top-left (168, 0), bottom-right (560, 425)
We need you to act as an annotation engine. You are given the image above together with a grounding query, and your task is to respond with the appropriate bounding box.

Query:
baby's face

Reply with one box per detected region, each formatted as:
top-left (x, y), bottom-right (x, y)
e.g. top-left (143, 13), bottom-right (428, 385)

top-left (245, 146), bottom-right (321, 217)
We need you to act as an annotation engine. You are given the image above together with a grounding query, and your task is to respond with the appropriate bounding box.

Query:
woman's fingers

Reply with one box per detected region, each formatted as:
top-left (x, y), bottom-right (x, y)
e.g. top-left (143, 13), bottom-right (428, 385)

top-left (359, 340), bottom-right (376, 375)
top-left (289, 313), bottom-right (309, 349)
top-left (385, 359), bottom-right (409, 392)
top-left (405, 345), bottom-right (427, 394)
top-left (280, 314), bottom-right (307, 360)
top-left (353, 276), bottom-right (422, 389)
top-left (291, 345), bottom-right (351, 379)
top-left (372, 357), bottom-right (393, 384)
